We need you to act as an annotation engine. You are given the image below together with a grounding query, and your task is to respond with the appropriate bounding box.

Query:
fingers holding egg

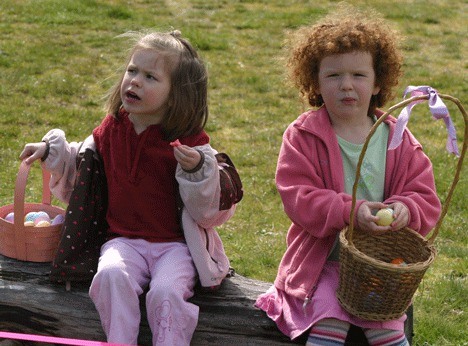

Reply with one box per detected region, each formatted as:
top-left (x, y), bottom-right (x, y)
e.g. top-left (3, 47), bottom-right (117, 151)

top-left (375, 208), bottom-right (394, 226)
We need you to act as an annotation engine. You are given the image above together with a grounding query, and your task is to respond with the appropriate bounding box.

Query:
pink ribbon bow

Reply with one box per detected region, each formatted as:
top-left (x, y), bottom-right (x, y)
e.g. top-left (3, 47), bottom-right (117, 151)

top-left (388, 85), bottom-right (460, 156)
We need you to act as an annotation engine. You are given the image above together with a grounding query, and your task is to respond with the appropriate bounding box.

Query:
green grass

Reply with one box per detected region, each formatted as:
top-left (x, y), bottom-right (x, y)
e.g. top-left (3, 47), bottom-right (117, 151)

top-left (0, 1), bottom-right (466, 345)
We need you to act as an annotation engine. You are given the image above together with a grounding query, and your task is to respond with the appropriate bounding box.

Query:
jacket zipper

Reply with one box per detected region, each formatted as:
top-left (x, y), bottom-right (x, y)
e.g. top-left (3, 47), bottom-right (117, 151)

top-left (302, 286), bottom-right (317, 315)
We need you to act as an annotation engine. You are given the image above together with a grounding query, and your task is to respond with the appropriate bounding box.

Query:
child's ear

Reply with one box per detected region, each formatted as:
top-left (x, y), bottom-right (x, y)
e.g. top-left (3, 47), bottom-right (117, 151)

top-left (372, 85), bottom-right (381, 95)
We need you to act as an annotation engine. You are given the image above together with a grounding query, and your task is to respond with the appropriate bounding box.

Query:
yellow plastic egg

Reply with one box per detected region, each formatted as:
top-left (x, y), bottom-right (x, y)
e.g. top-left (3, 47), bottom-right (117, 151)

top-left (35, 220), bottom-right (51, 227)
top-left (376, 208), bottom-right (394, 226)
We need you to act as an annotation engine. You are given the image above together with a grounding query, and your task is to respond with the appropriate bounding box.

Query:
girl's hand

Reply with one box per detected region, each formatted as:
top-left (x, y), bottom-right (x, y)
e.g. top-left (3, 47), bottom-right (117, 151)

top-left (356, 201), bottom-right (392, 235)
top-left (387, 202), bottom-right (409, 231)
top-left (19, 142), bottom-right (47, 165)
top-left (173, 145), bottom-right (201, 171)
top-left (356, 201), bottom-right (410, 234)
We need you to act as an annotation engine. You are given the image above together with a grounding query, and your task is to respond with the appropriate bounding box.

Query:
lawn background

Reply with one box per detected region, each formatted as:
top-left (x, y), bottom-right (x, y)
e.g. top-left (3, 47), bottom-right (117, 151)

top-left (0, 0), bottom-right (466, 345)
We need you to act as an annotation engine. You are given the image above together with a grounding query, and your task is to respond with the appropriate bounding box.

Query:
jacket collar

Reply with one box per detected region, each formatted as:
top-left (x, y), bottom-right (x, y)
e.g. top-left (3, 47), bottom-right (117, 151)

top-left (294, 106), bottom-right (397, 137)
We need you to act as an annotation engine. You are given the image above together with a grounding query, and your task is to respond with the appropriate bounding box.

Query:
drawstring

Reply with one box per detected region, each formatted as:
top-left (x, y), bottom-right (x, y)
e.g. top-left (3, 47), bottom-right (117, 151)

top-left (126, 125), bottom-right (150, 184)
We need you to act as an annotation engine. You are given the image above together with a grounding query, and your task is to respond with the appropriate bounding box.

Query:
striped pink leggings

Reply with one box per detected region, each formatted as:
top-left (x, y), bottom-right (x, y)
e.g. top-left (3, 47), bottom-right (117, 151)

top-left (307, 318), bottom-right (409, 346)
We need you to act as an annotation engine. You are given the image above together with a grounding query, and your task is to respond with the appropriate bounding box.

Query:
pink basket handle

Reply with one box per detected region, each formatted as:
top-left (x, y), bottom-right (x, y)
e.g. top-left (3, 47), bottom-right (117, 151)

top-left (12, 160), bottom-right (52, 259)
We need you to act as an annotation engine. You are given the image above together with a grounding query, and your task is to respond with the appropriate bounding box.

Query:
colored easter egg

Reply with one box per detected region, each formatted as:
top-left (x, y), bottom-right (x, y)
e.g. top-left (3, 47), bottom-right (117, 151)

top-left (376, 208), bottom-right (394, 226)
top-left (34, 216), bottom-right (51, 226)
top-left (35, 211), bottom-right (50, 220)
top-left (51, 214), bottom-right (65, 225)
top-left (24, 212), bottom-right (38, 222)
top-left (35, 220), bottom-right (51, 227)
top-left (4, 212), bottom-right (14, 223)
top-left (391, 257), bottom-right (408, 266)
top-left (24, 221), bottom-right (35, 226)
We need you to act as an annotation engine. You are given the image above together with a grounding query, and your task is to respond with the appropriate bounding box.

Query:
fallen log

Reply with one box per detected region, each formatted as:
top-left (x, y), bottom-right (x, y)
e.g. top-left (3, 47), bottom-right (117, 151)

top-left (0, 254), bottom-right (298, 345)
top-left (0, 255), bottom-right (412, 345)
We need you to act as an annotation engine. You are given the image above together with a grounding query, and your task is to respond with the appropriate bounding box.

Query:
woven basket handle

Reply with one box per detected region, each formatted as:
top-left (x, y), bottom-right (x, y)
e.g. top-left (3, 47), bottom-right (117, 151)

top-left (13, 160), bottom-right (52, 259)
top-left (348, 93), bottom-right (467, 246)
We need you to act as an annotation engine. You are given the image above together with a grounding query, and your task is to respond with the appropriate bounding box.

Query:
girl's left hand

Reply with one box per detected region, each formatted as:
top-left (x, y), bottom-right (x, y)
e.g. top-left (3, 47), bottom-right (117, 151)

top-left (173, 145), bottom-right (201, 171)
top-left (387, 202), bottom-right (409, 231)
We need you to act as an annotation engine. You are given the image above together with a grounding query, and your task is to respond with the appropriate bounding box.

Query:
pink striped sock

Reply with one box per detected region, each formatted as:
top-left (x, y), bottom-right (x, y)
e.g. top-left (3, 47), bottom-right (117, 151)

top-left (307, 318), bottom-right (350, 346)
top-left (363, 328), bottom-right (409, 346)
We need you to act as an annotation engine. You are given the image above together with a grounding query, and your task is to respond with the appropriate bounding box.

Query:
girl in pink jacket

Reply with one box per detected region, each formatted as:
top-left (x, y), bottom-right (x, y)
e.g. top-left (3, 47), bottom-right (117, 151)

top-left (255, 5), bottom-right (440, 346)
top-left (20, 30), bottom-right (238, 346)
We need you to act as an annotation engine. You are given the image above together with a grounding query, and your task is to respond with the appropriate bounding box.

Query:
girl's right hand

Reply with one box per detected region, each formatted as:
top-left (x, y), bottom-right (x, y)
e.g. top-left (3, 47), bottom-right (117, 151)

top-left (356, 201), bottom-right (392, 234)
top-left (19, 142), bottom-right (47, 165)
top-left (173, 144), bottom-right (202, 171)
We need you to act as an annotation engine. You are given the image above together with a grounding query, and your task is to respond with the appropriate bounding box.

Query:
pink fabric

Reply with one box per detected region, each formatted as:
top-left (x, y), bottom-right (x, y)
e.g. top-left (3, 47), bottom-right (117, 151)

top-left (256, 262), bottom-right (405, 340)
top-left (364, 328), bottom-right (408, 345)
top-left (307, 318), bottom-right (349, 343)
top-left (176, 145), bottom-right (235, 287)
top-left (270, 107), bottom-right (440, 301)
top-left (89, 238), bottom-right (198, 346)
top-left (255, 106), bottom-right (439, 340)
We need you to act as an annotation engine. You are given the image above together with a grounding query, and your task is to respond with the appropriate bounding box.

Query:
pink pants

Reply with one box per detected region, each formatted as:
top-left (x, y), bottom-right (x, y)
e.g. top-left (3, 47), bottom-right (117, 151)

top-left (89, 237), bottom-right (198, 346)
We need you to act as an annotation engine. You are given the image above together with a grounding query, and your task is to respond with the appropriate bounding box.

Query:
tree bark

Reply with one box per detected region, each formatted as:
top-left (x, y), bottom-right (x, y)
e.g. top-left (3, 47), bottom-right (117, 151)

top-left (0, 255), bottom-right (412, 345)
top-left (0, 255), bottom-right (300, 345)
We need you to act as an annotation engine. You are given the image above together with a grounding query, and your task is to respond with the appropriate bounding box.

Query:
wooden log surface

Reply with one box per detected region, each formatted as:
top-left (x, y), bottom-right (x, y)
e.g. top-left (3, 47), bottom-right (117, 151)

top-left (0, 255), bottom-right (412, 345)
top-left (0, 255), bottom-right (302, 345)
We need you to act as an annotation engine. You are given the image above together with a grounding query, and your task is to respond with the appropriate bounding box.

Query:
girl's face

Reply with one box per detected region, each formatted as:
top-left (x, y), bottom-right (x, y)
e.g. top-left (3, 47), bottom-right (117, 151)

top-left (120, 49), bottom-right (172, 124)
top-left (317, 51), bottom-right (380, 122)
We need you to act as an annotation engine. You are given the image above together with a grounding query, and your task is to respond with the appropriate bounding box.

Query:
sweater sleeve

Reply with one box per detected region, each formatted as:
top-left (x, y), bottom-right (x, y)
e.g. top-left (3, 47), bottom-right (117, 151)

top-left (384, 129), bottom-right (441, 236)
top-left (41, 129), bottom-right (81, 204)
top-left (276, 122), bottom-right (363, 239)
top-left (176, 144), bottom-right (235, 228)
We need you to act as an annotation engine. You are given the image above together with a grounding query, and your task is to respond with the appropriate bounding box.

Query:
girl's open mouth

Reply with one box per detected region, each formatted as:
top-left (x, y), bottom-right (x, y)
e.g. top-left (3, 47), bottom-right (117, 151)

top-left (126, 91), bottom-right (141, 100)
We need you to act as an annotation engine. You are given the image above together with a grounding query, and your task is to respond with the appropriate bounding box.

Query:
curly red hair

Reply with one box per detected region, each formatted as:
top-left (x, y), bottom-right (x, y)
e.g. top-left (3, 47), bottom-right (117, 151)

top-left (285, 4), bottom-right (403, 114)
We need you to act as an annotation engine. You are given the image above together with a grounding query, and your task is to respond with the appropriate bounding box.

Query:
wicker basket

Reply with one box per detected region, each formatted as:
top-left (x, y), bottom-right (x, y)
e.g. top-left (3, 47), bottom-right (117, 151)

top-left (337, 93), bottom-right (467, 321)
top-left (0, 160), bottom-right (65, 262)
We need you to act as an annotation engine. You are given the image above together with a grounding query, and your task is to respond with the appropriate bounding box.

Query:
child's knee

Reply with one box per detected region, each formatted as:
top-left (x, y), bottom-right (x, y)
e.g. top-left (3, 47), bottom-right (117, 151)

top-left (95, 262), bottom-right (127, 282)
top-left (90, 263), bottom-right (144, 300)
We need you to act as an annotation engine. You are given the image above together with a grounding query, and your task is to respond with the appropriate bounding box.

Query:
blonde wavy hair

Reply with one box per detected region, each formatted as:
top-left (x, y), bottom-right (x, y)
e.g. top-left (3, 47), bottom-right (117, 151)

top-left (285, 4), bottom-right (403, 114)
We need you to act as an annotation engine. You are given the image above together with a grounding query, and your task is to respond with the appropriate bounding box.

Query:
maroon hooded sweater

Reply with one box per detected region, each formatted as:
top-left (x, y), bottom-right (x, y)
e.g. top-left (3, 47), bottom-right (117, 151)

top-left (93, 113), bottom-right (209, 242)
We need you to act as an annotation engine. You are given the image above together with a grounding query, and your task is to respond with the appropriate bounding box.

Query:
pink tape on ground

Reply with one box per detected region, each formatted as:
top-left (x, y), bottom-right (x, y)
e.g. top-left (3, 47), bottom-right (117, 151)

top-left (0, 331), bottom-right (126, 346)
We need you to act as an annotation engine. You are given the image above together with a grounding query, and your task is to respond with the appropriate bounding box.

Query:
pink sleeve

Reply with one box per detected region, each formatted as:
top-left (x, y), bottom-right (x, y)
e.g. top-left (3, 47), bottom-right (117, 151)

top-left (41, 129), bottom-right (81, 204)
top-left (176, 145), bottom-right (236, 228)
top-left (384, 132), bottom-right (441, 236)
top-left (276, 124), bottom-right (357, 239)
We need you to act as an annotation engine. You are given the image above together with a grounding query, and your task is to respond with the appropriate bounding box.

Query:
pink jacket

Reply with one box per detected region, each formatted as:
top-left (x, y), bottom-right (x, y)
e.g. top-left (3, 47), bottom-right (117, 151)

top-left (274, 107), bottom-right (441, 302)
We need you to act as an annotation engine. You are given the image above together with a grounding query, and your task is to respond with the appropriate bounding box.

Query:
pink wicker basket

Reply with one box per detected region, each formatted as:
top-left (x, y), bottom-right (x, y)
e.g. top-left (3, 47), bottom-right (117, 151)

top-left (0, 160), bottom-right (65, 262)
